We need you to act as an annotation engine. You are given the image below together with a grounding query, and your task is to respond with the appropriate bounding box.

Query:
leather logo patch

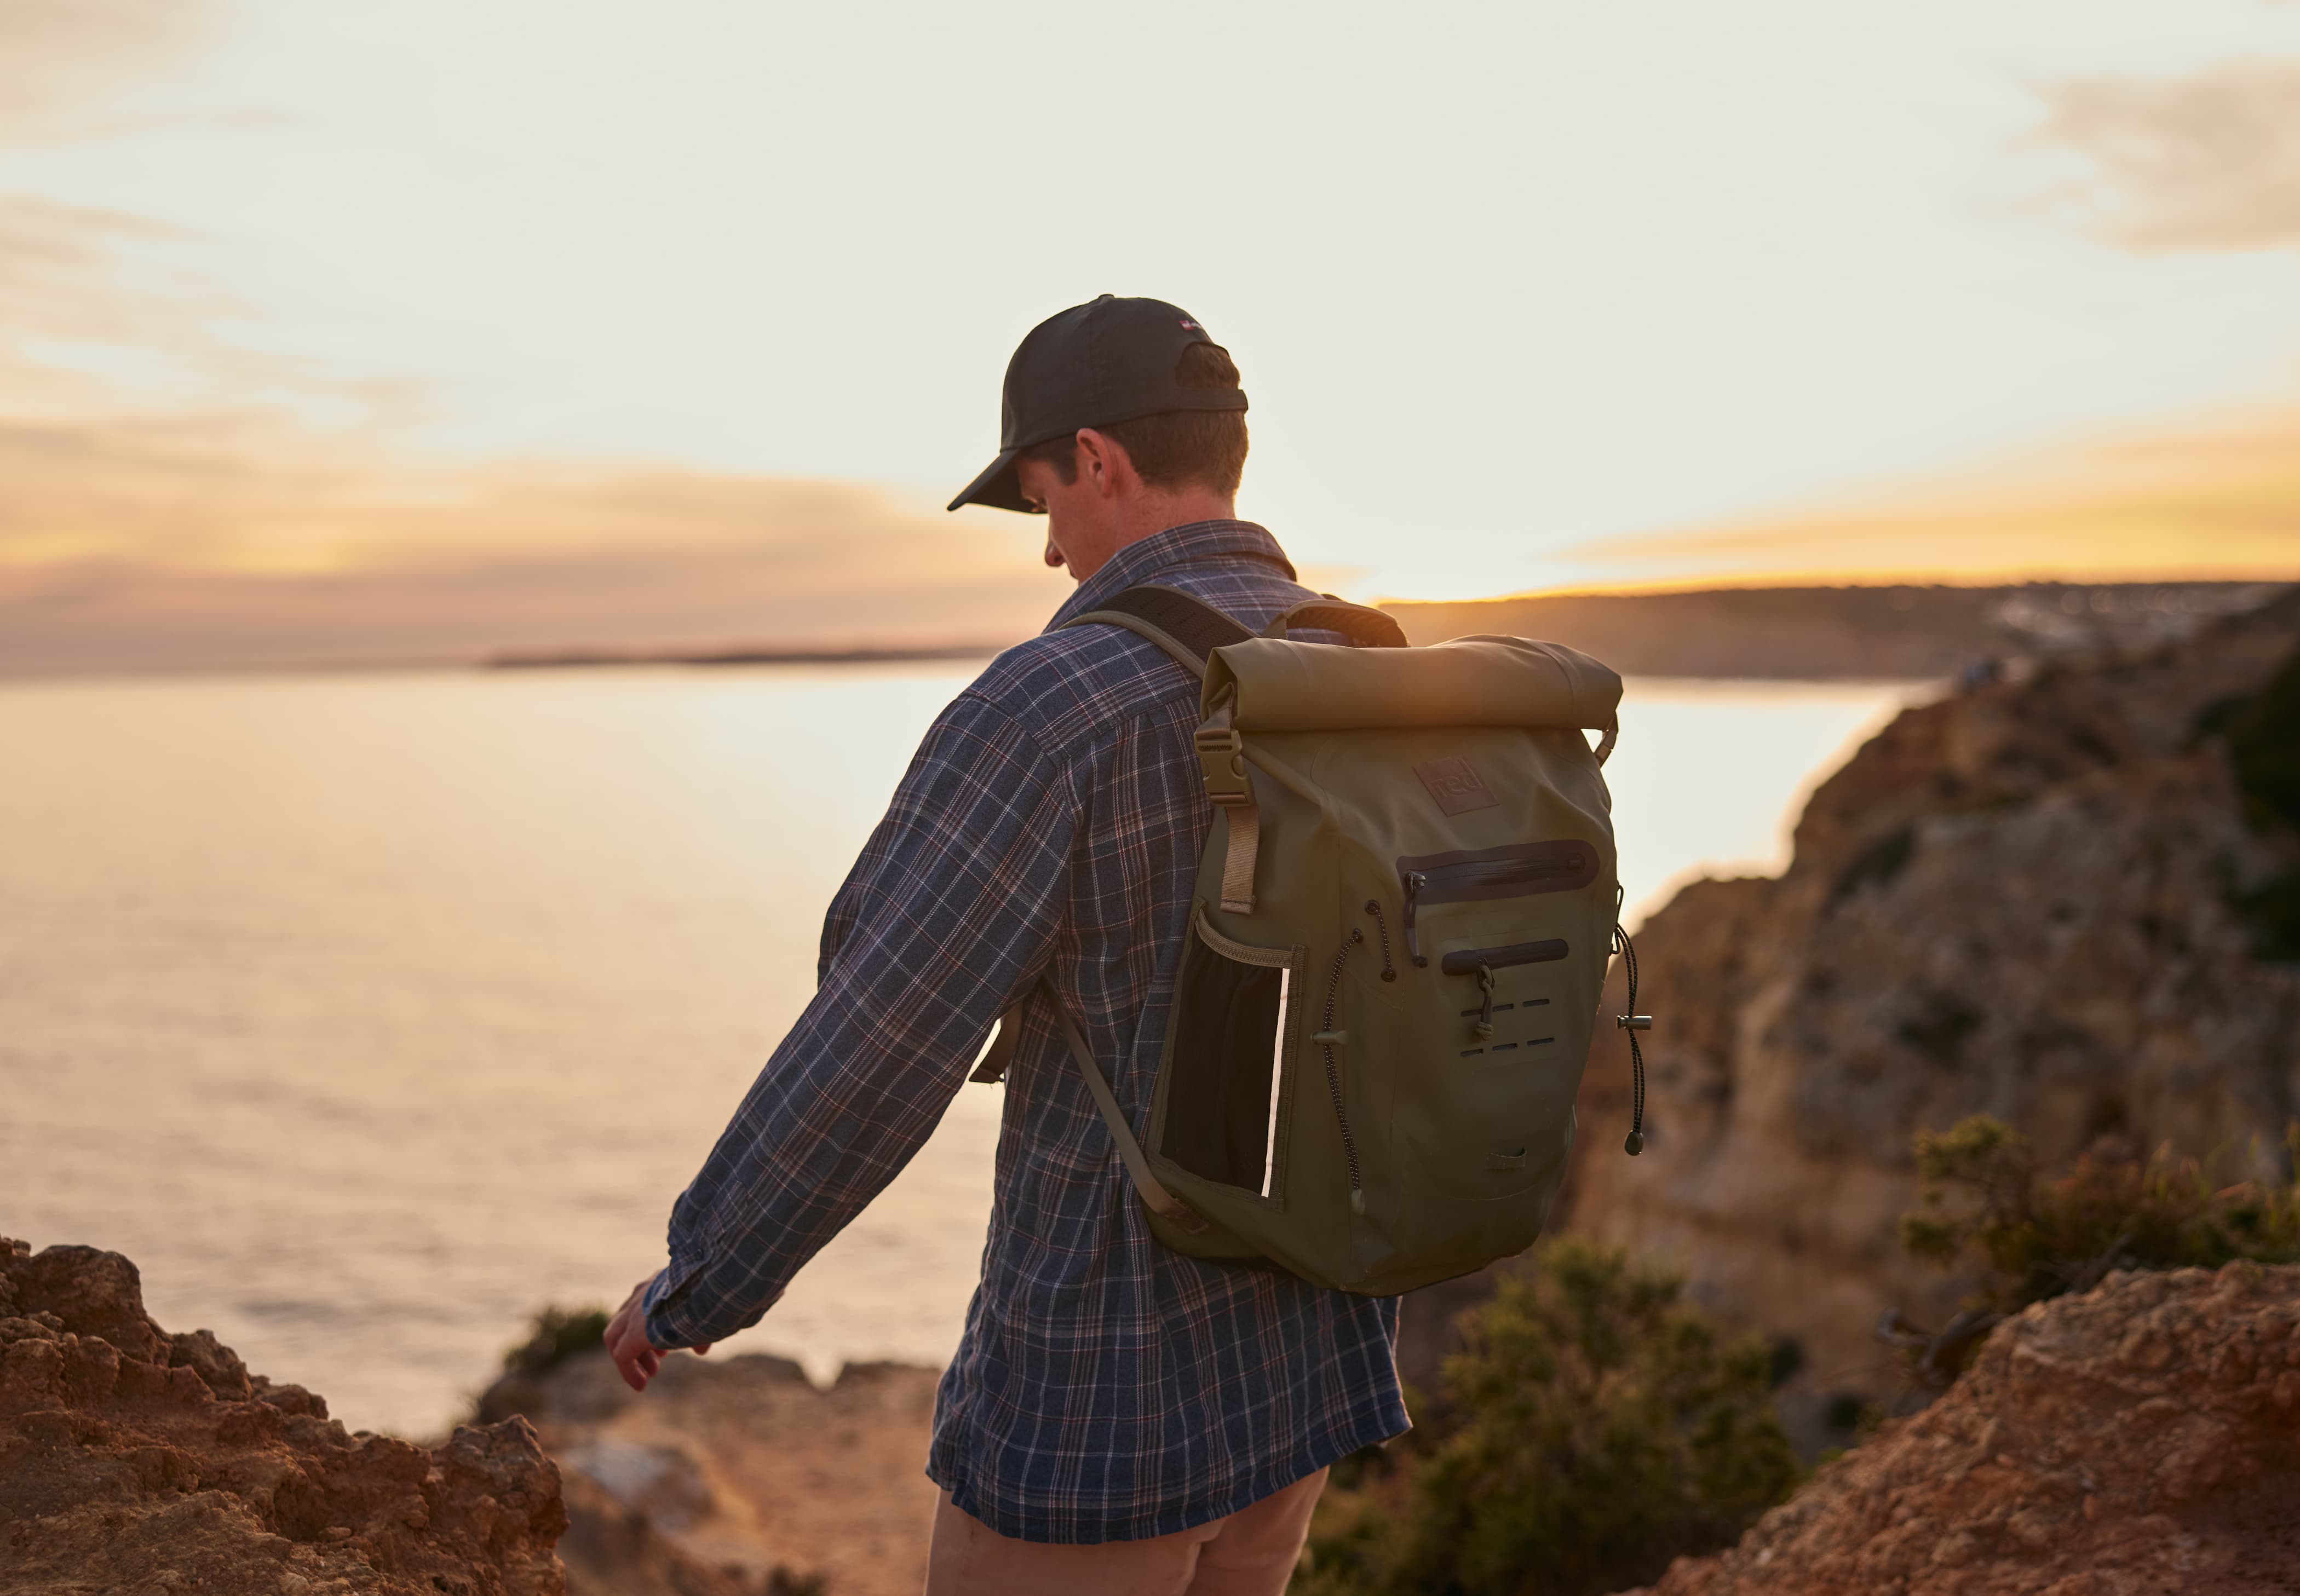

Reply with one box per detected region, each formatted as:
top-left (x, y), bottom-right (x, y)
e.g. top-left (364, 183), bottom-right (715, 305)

top-left (1413, 756), bottom-right (1499, 816)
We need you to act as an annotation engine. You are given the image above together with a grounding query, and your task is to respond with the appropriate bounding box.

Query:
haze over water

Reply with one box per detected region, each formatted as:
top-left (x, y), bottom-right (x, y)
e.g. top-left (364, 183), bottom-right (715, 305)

top-left (0, 664), bottom-right (1925, 1436)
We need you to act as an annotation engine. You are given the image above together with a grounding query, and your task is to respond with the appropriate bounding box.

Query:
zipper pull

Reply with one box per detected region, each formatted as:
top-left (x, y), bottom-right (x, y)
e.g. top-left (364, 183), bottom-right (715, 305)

top-left (1363, 900), bottom-right (1398, 981)
top-left (1402, 871), bottom-right (1429, 967)
top-left (1475, 962), bottom-right (1496, 1039)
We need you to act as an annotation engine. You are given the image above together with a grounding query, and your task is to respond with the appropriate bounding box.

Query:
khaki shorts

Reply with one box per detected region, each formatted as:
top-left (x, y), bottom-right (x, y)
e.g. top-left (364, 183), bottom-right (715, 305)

top-left (924, 1467), bottom-right (1329, 1596)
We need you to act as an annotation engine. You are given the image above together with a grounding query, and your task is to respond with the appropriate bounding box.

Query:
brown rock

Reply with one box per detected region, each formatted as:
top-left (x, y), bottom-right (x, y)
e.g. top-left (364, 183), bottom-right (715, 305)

top-left (1627, 1263), bottom-right (2300, 1595)
top-left (485, 1345), bottom-right (939, 1596)
top-left (1556, 591), bottom-right (2300, 1405)
top-left (0, 1236), bottom-right (567, 1595)
top-left (6, 1242), bottom-right (167, 1363)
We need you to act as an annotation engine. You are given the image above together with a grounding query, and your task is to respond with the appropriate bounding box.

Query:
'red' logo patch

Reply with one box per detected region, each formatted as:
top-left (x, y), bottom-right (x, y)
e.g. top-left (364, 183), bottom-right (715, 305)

top-left (1413, 756), bottom-right (1499, 816)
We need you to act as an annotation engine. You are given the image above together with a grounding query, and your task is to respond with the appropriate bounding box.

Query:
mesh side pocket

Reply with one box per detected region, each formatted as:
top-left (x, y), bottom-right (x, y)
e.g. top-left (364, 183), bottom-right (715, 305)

top-left (1162, 909), bottom-right (1295, 1196)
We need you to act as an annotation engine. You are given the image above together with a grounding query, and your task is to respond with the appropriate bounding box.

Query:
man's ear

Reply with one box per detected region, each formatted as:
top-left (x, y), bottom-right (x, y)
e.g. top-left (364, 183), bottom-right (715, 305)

top-left (1074, 428), bottom-right (1131, 500)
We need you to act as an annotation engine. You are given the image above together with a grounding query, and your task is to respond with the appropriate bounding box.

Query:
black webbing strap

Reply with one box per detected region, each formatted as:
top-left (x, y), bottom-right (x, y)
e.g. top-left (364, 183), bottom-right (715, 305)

top-left (1262, 598), bottom-right (1408, 649)
top-left (1062, 584), bottom-right (1255, 678)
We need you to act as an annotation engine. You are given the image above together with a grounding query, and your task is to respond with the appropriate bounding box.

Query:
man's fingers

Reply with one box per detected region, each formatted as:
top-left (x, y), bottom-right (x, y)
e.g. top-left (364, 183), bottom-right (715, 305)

top-left (605, 1304), bottom-right (653, 1392)
top-left (610, 1330), bottom-right (645, 1392)
top-left (602, 1275), bottom-right (685, 1392)
top-left (692, 1342), bottom-right (712, 1356)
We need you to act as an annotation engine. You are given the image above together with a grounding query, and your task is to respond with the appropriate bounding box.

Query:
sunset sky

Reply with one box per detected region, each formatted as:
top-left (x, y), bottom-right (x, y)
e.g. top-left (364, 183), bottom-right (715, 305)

top-left (4, 0), bottom-right (2299, 669)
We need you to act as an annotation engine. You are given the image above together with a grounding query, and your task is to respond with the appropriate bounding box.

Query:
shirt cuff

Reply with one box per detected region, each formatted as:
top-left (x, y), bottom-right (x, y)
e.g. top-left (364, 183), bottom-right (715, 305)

top-left (640, 1255), bottom-right (705, 1349)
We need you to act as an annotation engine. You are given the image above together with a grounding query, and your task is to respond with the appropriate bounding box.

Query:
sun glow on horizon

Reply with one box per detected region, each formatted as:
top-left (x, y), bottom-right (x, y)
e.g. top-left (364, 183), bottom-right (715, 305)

top-left (2, 1), bottom-right (2298, 667)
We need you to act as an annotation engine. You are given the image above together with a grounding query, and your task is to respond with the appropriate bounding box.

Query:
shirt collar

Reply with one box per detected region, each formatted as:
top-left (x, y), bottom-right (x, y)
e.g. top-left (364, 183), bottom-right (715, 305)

top-left (1046, 520), bottom-right (1297, 631)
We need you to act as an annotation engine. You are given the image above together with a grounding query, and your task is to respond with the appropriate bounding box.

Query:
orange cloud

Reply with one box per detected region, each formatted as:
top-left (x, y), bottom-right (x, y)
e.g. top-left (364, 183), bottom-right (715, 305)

top-left (1555, 406), bottom-right (2300, 588)
top-left (2037, 58), bottom-right (2300, 252)
top-left (0, 413), bottom-right (1062, 671)
top-left (0, 1), bottom-right (224, 143)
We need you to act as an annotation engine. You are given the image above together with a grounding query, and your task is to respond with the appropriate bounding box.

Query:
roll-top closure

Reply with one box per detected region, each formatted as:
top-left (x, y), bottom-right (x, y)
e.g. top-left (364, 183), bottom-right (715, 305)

top-left (1202, 633), bottom-right (1623, 733)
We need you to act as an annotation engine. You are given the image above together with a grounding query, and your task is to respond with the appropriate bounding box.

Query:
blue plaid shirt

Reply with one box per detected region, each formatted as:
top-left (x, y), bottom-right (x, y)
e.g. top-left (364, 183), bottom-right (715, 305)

top-left (643, 520), bottom-right (1406, 1542)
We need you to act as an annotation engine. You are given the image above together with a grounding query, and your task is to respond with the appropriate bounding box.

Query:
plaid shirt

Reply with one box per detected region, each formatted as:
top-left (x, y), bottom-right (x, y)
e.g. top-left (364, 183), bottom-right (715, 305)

top-left (643, 519), bottom-right (1406, 1542)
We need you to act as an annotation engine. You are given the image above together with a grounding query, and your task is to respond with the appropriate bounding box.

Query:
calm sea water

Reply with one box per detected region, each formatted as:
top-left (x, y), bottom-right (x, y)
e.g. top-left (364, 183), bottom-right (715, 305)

top-left (0, 665), bottom-right (1926, 1436)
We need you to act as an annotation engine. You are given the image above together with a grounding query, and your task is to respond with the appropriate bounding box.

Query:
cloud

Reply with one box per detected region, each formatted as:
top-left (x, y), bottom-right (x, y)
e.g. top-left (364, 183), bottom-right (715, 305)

top-left (1555, 406), bottom-right (2300, 587)
top-left (0, 7), bottom-right (1067, 673)
top-left (0, 413), bottom-right (1064, 671)
top-left (2037, 58), bottom-right (2300, 251)
top-left (0, 0), bottom-right (223, 143)
top-left (0, 2), bottom-right (331, 423)
top-left (0, 195), bottom-right (192, 359)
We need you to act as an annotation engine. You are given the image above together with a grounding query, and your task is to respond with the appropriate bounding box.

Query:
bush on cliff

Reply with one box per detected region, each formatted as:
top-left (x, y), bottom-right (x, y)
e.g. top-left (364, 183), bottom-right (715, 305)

top-left (503, 1303), bottom-right (610, 1378)
top-left (1297, 1238), bottom-right (1799, 1596)
top-left (1898, 1114), bottom-right (2300, 1379)
top-left (2226, 640), bottom-right (2300, 834)
top-left (2220, 638), bottom-right (2300, 959)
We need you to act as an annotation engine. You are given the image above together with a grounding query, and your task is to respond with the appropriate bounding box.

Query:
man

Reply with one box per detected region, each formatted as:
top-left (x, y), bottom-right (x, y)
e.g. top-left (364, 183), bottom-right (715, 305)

top-left (603, 295), bottom-right (1406, 1594)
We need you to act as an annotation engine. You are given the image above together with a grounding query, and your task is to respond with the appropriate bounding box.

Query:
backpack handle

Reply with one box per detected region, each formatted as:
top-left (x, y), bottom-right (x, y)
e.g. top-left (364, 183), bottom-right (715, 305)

top-left (1260, 598), bottom-right (1408, 650)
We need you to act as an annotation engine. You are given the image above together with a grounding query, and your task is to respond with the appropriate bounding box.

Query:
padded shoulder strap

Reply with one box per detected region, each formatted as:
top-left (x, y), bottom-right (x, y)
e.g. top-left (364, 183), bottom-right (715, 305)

top-left (1262, 597), bottom-right (1408, 649)
top-left (1062, 584), bottom-right (1255, 678)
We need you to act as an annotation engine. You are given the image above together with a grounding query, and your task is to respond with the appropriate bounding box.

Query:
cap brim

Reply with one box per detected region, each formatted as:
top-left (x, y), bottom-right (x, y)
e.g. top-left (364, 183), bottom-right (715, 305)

top-left (946, 447), bottom-right (1037, 514)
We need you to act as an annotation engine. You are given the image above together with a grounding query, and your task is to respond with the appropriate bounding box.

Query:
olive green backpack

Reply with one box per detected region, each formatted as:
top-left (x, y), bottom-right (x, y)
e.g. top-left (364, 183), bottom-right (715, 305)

top-left (974, 586), bottom-right (1648, 1297)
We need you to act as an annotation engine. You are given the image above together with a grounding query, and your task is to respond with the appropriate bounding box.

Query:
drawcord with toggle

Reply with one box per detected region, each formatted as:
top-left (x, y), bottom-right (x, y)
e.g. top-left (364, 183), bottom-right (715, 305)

top-left (1475, 962), bottom-right (1497, 1039)
top-left (1613, 920), bottom-right (1651, 1155)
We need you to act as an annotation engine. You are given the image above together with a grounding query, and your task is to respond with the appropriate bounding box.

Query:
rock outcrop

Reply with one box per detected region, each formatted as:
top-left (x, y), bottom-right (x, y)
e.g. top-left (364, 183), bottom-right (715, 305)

top-left (479, 1345), bottom-right (940, 1596)
top-left (0, 1237), bottom-right (566, 1596)
top-left (1557, 591), bottom-right (2300, 1420)
top-left (1629, 1263), bottom-right (2300, 1595)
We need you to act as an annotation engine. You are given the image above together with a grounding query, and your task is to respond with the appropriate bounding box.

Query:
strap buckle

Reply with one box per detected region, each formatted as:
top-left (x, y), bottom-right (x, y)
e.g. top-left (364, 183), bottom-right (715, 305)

top-left (1194, 701), bottom-right (1251, 805)
top-left (1194, 727), bottom-right (1250, 804)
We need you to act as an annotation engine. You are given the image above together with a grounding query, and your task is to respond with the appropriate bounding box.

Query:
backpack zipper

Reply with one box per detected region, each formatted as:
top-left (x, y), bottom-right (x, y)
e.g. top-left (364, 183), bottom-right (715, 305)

top-left (1398, 842), bottom-right (1598, 966)
top-left (1318, 929), bottom-right (1366, 1214)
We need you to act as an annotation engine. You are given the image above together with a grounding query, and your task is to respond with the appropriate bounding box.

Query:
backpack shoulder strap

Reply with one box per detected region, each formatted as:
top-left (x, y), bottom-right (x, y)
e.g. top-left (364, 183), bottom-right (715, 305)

top-left (1061, 584), bottom-right (1255, 678)
top-left (1261, 596), bottom-right (1408, 649)
top-left (967, 981), bottom-right (1212, 1235)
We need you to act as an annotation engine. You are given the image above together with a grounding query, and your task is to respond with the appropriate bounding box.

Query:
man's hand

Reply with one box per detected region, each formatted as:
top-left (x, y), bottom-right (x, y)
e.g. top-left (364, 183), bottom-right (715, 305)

top-left (605, 1277), bottom-right (710, 1393)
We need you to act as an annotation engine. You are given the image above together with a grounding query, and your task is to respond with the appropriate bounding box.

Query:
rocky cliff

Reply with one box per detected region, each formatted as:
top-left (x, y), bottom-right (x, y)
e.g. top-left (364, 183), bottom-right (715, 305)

top-left (1629, 1263), bottom-right (2300, 1594)
top-left (1557, 590), bottom-right (2300, 1425)
top-left (0, 1236), bottom-right (566, 1595)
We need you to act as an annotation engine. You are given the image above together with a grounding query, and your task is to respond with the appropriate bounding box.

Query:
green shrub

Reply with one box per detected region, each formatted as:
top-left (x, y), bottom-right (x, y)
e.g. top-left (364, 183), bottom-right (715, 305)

top-left (1899, 1115), bottom-right (2300, 1378)
top-left (1298, 1238), bottom-right (1799, 1596)
top-left (2217, 641), bottom-right (2300, 959)
top-left (2227, 642), bottom-right (2300, 833)
top-left (2234, 871), bottom-right (2300, 963)
top-left (501, 1303), bottom-right (611, 1379)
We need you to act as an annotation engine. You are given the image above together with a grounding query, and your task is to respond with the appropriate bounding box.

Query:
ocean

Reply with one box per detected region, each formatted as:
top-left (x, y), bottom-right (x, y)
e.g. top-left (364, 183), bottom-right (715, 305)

top-left (0, 665), bottom-right (1927, 1436)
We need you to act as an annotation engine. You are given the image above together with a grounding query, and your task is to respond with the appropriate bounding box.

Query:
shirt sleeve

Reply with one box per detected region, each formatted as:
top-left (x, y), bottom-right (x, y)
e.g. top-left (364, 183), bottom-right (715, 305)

top-left (642, 690), bottom-right (1076, 1349)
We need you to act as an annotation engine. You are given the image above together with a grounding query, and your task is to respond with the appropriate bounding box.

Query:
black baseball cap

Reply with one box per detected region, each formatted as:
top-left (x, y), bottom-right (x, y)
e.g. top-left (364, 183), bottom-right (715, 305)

top-left (946, 294), bottom-right (1249, 514)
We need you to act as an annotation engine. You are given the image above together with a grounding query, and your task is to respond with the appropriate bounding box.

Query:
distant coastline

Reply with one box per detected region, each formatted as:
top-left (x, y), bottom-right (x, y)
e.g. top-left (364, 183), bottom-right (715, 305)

top-left (488, 580), bottom-right (2292, 683)
top-left (486, 641), bottom-right (1007, 670)
top-left (1383, 579), bottom-right (2291, 681)
top-left (9, 580), bottom-right (2289, 683)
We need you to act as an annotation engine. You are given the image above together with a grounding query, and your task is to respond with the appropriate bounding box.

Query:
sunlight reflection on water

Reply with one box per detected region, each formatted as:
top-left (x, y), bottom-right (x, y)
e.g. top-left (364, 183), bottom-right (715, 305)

top-left (0, 666), bottom-right (1927, 1434)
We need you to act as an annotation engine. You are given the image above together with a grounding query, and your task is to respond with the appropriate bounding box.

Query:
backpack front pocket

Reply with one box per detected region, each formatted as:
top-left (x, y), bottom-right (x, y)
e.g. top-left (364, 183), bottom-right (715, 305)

top-left (1157, 907), bottom-right (1302, 1199)
top-left (1396, 840), bottom-right (1600, 966)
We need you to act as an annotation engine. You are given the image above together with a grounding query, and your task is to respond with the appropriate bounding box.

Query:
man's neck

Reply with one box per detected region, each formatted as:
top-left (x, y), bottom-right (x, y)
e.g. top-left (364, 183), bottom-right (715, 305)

top-left (1106, 490), bottom-right (1238, 556)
